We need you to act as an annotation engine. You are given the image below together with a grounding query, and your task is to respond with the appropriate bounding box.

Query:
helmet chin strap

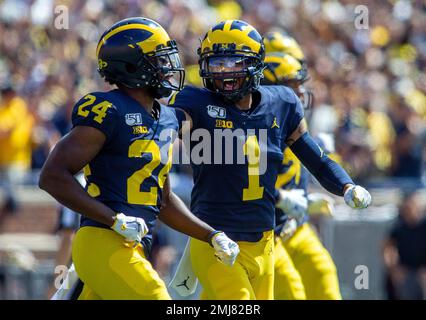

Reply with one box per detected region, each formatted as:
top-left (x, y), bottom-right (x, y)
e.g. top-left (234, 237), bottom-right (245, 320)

top-left (149, 86), bottom-right (172, 99)
top-left (222, 92), bottom-right (245, 103)
top-left (113, 70), bottom-right (173, 99)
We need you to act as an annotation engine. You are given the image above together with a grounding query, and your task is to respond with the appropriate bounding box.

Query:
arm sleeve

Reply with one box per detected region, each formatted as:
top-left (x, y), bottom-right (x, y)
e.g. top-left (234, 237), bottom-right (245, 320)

top-left (71, 93), bottom-right (118, 144)
top-left (289, 132), bottom-right (354, 196)
top-left (284, 90), bottom-right (305, 141)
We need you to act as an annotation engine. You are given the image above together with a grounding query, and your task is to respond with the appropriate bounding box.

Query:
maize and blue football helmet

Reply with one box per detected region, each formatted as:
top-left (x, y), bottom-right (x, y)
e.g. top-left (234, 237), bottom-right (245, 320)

top-left (96, 17), bottom-right (185, 98)
top-left (198, 20), bottom-right (265, 102)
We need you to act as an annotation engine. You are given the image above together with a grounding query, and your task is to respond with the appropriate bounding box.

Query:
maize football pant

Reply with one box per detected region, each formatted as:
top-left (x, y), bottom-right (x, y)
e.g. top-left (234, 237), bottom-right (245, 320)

top-left (284, 223), bottom-right (342, 300)
top-left (191, 230), bottom-right (275, 300)
top-left (72, 226), bottom-right (170, 300)
top-left (274, 236), bottom-right (306, 299)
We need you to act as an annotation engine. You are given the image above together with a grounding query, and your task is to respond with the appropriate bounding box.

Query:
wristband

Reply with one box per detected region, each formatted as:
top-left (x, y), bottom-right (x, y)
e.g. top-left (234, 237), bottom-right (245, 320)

top-left (207, 230), bottom-right (222, 247)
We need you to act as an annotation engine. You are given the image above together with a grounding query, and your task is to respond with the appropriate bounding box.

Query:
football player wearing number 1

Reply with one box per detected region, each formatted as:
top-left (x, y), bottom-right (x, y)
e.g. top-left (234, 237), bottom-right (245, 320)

top-left (262, 49), bottom-right (343, 300)
top-left (170, 20), bottom-right (371, 300)
top-left (39, 17), bottom-right (239, 300)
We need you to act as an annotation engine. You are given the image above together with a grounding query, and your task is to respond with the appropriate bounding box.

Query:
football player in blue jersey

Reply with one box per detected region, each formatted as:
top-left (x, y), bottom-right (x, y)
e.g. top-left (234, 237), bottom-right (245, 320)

top-left (263, 36), bottom-right (344, 299)
top-left (39, 17), bottom-right (239, 300)
top-left (169, 20), bottom-right (371, 300)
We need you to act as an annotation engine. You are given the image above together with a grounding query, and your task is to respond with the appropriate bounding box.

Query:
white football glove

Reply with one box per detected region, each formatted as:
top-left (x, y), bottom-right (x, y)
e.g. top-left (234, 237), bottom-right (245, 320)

top-left (111, 213), bottom-right (148, 245)
top-left (279, 218), bottom-right (298, 241)
top-left (276, 189), bottom-right (308, 219)
top-left (344, 185), bottom-right (371, 209)
top-left (169, 239), bottom-right (198, 297)
top-left (211, 232), bottom-right (240, 266)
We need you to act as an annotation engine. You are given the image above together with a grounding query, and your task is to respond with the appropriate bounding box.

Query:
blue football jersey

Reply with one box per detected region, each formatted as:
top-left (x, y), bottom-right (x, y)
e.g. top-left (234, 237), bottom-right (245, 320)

top-left (170, 85), bottom-right (304, 241)
top-left (71, 89), bottom-right (178, 248)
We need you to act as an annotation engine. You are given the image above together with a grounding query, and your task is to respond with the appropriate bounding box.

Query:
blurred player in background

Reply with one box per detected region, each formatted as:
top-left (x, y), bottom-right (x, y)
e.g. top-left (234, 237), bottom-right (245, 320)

top-left (170, 20), bottom-right (371, 300)
top-left (0, 83), bottom-right (34, 222)
top-left (263, 31), bottom-right (306, 65)
top-left (39, 17), bottom-right (239, 300)
top-left (263, 31), bottom-right (342, 300)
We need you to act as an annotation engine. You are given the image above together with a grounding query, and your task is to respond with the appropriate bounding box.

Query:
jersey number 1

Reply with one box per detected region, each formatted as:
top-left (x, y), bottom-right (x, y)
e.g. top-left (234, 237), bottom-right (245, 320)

top-left (243, 135), bottom-right (264, 201)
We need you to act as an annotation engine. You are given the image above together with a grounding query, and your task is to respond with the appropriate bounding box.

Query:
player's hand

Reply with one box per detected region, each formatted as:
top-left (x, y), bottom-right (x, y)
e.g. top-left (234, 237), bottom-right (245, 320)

top-left (276, 189), bottom-right (308, 219)
top-left (279, 218), bottom-right (298, 241)
top-left (344, 185), bottom-right (371, 209)
top-left (307, 193), bottom-right (335, 216)
top-left (111, 213), bottom-right (148, 244)
top-left (211, 232), bottom-right (240, 266)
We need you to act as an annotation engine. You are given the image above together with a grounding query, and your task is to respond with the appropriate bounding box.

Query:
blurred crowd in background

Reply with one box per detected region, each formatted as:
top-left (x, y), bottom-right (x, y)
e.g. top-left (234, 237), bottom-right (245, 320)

top-left (0, 0), bottom-right (425, 299)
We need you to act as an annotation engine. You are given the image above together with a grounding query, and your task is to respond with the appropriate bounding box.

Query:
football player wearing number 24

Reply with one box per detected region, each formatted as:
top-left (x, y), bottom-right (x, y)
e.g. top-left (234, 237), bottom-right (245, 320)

top-left (39, 17), bottom-right (239, 300)
top-left (169, 20), bottom-right (371, 300)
